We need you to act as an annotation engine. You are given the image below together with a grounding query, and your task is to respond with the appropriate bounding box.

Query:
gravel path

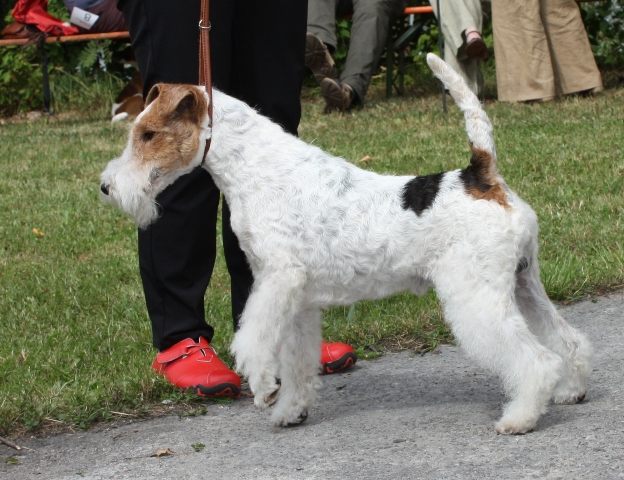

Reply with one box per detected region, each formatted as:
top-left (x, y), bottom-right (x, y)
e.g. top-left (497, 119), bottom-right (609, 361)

top-left (2, 290), bottom-right (622, 479)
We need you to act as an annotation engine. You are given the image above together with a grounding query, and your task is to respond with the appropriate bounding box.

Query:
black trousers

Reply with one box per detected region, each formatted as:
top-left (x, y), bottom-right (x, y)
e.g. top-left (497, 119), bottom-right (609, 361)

top-left (118, 0), bottom-right (308, 350)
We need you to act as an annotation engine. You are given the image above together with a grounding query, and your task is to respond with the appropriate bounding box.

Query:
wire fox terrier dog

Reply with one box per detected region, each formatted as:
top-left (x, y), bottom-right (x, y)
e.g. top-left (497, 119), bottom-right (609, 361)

top-left (100, 54), bottom-right (592, 434)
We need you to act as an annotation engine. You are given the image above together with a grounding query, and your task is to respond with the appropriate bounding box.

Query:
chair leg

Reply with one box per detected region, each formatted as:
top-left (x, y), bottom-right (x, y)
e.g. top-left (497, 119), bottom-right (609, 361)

top-left (386, 19), bottom-right (394, 98)
top-left (398, 47), bottom-right (405, 95)
top-left (436, 0), bottom-right (447, 113)
top-left (40, 39), bottom-right (51, 113)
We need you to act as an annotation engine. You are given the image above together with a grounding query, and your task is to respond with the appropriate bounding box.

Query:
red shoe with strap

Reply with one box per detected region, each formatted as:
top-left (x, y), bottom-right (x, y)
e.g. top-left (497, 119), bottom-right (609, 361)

top-left (152, 337), bottom-right (241, 398)
top-left (153, 338), bottom-right (357, 396)
top-left (320, 341), bottom-right (357, 375)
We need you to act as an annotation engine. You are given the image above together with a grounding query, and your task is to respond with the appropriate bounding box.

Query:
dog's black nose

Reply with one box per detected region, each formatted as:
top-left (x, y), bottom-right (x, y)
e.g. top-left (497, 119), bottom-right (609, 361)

top-left (100, 183), bottom-right (109, 195)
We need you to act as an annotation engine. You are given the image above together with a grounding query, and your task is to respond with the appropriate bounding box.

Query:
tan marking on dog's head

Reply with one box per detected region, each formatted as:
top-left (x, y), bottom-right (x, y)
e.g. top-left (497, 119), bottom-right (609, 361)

top-left (460, 145), bottom-right (509, 208)
top-left (132, 83), bottom-right (208, 176)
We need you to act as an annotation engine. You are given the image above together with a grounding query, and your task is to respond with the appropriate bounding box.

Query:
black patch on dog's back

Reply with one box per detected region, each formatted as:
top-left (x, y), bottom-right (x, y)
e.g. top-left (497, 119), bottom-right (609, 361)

top-left (401, 172), bottom-right (444, 215)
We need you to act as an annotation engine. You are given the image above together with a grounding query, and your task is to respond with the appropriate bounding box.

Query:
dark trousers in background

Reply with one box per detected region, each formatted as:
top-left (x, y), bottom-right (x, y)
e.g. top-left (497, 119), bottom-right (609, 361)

top-left (307, 0), bottom-right (405, 100)
top-left (117, 0), bottom-right (308, 350)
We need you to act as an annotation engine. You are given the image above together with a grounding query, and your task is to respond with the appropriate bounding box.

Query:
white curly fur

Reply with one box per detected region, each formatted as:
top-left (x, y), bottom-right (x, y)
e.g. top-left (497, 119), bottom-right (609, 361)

top-left (101, 53), bottom-right (592, 434)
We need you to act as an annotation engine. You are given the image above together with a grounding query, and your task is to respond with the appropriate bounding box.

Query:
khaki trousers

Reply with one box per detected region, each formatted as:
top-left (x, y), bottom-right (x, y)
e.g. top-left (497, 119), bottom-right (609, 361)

top-left (430, 0), bottom-right (483, 96)
top-left (491, 0), bottom-right (602, 102)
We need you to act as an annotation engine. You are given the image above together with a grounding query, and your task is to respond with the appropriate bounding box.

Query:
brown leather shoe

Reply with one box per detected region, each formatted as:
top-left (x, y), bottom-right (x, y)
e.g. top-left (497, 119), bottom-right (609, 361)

top-left (464, 28), bottom-right (489, 60)
top-left (320, 78), bottom-right (354, 113)
top-left (305, 32), bottom-right (338, 84)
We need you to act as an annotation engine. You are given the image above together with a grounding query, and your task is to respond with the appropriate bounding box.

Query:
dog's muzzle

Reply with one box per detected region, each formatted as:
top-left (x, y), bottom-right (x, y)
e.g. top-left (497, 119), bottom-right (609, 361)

top-left (100, 184), bottom-right (110, 195)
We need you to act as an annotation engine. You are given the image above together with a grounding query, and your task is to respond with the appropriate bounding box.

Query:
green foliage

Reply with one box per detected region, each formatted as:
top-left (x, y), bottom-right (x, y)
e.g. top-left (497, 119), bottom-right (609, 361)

top-left (0, 40), bottom-right (116, 114)
top-left (580, 0), bottom-right (624, 68)
top-left (47, 0), bottom-right (71, 21)
top-left (407, 21), bottom-right (440, 69)
top-left (0, 45), bottom-right (43, 115)
top-left (0, 0), bottom-right (132, 116)
top-left (2, 0), bottom-right (15, 28)
top-left (48, 67), bottom-right (126, 117)
top-left (333, 18), bottom-right (352, 70)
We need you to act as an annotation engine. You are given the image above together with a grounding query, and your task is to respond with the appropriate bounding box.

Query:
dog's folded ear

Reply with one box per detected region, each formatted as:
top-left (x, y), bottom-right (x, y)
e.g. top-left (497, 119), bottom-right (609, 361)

top-left (145, 84), bottom-right (162, 106)
top-left (144, 84), bottom-right (207, 125)
top-left (173, 90), bottom-right (205, 124)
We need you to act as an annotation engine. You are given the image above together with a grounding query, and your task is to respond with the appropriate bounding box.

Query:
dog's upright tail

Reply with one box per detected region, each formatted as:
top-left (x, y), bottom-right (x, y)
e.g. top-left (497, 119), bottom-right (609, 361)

top-left (427, 53), bottom-right (507, 206)
top-left (426, 53), bottom-right (495, 157)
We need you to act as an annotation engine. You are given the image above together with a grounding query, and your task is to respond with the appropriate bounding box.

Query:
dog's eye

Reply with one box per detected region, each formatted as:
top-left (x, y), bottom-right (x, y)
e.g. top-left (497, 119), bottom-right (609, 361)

top-left (142, 131), bottom-right (155, 142)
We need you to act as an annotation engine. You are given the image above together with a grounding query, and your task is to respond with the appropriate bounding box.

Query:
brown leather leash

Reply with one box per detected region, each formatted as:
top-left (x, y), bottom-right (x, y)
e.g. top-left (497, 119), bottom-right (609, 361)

top-left (199, 0), bottom-right (212, 162)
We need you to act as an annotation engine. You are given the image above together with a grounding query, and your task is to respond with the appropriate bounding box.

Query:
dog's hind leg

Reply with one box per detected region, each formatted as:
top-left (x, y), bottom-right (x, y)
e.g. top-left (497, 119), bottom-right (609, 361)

top-left (230, 264), bottom-right (307, 411)
top-left (433, 256), bottom-right (563, 434)
top-left (515, 254), bottom-right (592, 405)
top-left (270, 306), bottom-right (323, 427)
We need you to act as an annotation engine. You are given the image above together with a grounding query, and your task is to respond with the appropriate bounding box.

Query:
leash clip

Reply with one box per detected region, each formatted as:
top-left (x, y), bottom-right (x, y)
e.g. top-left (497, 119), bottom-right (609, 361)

top-left (199, 20), bottom-right (211, 30)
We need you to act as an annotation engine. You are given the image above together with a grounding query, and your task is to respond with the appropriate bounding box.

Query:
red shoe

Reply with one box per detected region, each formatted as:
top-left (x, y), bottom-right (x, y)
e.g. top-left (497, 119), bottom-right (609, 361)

top-left (152, 337), bottom-right (241, 397)
top-left (320, 341), bottom-right (357, 375)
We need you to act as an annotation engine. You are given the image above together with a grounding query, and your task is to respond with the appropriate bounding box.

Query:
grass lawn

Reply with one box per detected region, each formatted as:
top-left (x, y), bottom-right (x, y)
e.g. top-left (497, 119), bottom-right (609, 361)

top-left (0, 85), bottom-right (622, 436)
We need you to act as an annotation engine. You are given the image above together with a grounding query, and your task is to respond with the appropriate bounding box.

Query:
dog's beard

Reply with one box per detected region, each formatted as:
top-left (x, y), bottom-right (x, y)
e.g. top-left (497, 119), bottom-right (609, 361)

top-left (100, 156), bottom-right (203, 229)
top-left (100, 158), bottom-right (161, 229)
top-left (100, 187), bottom-right (160, 229)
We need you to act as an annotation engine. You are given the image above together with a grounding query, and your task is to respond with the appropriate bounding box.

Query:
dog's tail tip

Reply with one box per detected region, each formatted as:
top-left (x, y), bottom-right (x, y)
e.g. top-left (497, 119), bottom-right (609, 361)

top-left (426, 52), bottom-right (474, 103)
top-left (426, 53), bottom-right (445, 72)
top-left (426, 54), bottom-right (456, 89)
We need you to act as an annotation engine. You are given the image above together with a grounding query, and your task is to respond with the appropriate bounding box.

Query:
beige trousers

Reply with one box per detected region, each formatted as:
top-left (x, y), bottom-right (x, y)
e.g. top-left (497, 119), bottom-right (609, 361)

top-left (491, 0), bottom-right (602, 102)
top-left (430, 0), bottom-right (484, 96)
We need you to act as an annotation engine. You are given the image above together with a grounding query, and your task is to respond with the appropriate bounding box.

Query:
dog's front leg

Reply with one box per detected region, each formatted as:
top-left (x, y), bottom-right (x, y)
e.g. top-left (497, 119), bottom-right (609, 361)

top-left (230, 264), bottom-right (308, 415)
top-left (270, 305), bottom-right (323, 427)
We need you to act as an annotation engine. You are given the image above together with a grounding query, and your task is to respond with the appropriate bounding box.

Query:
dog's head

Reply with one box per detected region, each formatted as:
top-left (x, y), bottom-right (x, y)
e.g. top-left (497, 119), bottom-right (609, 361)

top-left (100, 83), bottom-right (211, 228)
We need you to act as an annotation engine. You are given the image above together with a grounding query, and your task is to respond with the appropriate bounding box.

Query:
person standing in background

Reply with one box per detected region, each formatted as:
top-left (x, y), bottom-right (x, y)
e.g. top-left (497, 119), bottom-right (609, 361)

top-left (116, 0), bottom-right (357, 398)
top-left (491, 0), bottom-right (603, 102)
top-left (430, 0), bottom-right (487, 97)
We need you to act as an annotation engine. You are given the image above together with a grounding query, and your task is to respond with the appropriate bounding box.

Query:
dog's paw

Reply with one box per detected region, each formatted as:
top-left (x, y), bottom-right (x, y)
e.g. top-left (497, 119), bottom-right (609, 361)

top-left (264, 378), bottom-right (281, 407)
top-left (495, 414), bottom-right (538, 435)
top-left (495, 419), bottom-right (535, 435)
top-left (274, 410), bottom-right (308, 428)
top-left (552, 376), bottom-right (588, 405)
top-left (553, 391), bottom-right (586, 405)
top-left (495, 403), bottom-right (541, 435)
top-left (253, 378), bottom-right (281, 410)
